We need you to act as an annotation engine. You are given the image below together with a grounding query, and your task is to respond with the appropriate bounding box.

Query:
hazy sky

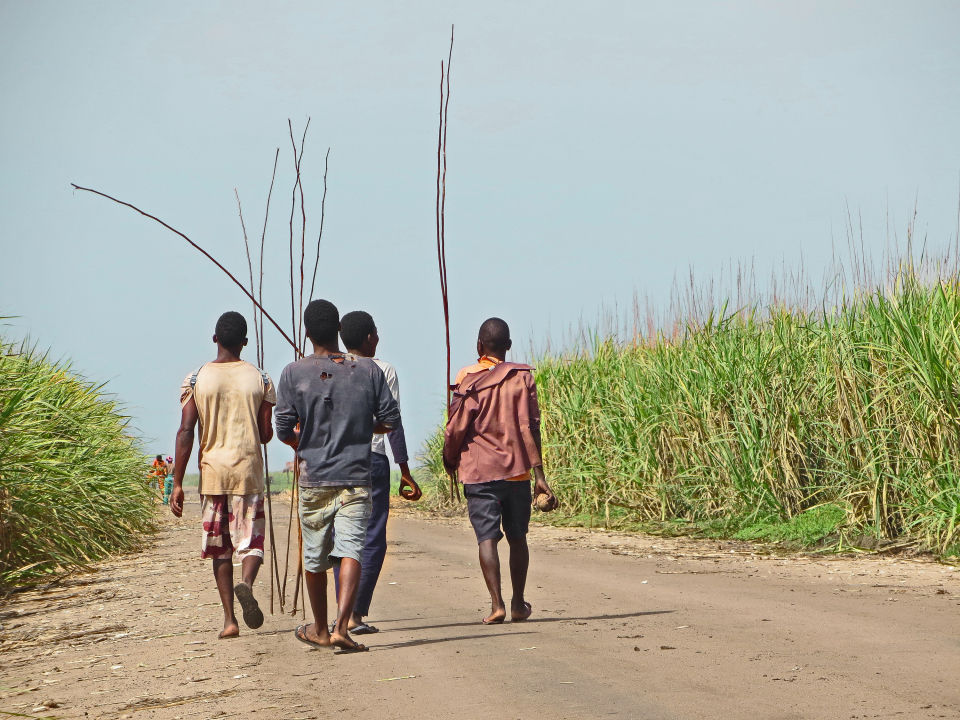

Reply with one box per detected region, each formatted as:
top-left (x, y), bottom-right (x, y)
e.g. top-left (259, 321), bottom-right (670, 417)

top-left (2, 2), bottom-right (959, 468)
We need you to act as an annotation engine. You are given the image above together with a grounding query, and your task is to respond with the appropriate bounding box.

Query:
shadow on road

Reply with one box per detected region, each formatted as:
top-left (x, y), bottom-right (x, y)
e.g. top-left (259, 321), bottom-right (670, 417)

top-left (373, 630), bottom-right (538, 651)
top-left (381, 609), bottom-right (674, 633)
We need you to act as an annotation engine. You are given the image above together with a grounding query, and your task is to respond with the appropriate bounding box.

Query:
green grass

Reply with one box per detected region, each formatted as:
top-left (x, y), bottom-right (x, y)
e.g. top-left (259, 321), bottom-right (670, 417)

top-left (0, 339), bottom-right (157, 588)
top-left (419, 260), bottom-right (960, 558)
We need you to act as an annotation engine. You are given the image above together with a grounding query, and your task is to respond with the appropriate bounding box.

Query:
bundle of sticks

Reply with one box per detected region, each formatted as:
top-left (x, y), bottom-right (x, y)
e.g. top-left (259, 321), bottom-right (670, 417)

top-left (72, 117), bottom-right (327, 616)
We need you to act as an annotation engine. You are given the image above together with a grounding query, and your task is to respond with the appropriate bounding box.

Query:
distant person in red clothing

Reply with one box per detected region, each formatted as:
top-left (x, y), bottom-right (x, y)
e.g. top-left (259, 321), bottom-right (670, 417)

top-left (443, 317), bottom-right (555, 625)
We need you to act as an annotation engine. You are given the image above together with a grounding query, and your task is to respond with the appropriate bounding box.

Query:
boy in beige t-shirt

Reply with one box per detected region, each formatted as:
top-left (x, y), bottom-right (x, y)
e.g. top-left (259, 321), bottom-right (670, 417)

top-left (170, 311), bottom-right (276, 639)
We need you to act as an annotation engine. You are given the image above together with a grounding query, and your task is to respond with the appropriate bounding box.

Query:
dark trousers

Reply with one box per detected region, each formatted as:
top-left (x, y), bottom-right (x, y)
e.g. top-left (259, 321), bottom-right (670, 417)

top-left (333, 452), bottom-right (390, 617)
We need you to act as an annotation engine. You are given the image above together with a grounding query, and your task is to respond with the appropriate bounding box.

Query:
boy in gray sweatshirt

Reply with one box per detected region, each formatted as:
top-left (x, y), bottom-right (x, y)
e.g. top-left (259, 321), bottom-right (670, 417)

top-left (275, 299), bottom-right (400, 653)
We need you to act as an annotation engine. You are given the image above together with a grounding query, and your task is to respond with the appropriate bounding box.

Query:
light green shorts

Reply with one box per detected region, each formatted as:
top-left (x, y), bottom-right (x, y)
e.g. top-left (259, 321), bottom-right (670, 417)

top-left (298, 486), bottom-right (371, 573)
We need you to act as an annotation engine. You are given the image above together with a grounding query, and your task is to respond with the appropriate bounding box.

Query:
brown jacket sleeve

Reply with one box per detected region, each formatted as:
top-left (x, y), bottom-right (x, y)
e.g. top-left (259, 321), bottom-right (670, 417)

top-left (518, 371), bottom-right (543, 468)
top-left (443, 389), bottom-right (475, 471)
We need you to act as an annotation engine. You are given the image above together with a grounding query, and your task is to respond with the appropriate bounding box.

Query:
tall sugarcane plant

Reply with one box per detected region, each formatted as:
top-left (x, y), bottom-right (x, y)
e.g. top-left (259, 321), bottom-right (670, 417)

top-left (0, 340), bottom-right (156, 587)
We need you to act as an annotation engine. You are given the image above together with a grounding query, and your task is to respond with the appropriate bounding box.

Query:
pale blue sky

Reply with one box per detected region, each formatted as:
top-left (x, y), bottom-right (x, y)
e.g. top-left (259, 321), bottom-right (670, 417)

top-left (2, 1), bottom-right (959, 468)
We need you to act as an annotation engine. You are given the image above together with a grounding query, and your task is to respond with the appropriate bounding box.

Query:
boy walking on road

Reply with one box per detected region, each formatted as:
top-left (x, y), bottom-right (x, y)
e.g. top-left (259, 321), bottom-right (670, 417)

top-left (443, 317), bottom-right (556, 625)
top-left (169, 311), bottom-right (275, 639)
top-left (275, 300), bottom-right (401, 653)
top-left (333, 310), bottom-right (422, 635)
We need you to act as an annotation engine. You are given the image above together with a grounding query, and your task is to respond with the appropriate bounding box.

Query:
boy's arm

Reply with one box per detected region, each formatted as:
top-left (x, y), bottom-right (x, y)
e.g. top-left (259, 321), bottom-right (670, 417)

top-left (379, 363), bottom-right (420, 500)
top-left (371, 366), bottom-right (401, 434)
top-left (525, 375), bottom-right (553, 500)
top-left (274, 368), bottom-right (300, 449)
top-left (258, 373), bottom-right (277, 444)
top-left (257, 401), bottom-right (274, 444)
top-left (170, 397), bottom-right (198, 518)
top-left (387, 421), bottom-right (421, 500)
top-left (442, 393), bottom-right (475, 475)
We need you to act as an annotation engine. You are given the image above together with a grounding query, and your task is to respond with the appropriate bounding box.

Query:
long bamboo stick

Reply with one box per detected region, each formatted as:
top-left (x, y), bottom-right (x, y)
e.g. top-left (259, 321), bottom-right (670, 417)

top-left (70, 184), bottom-right (299, 353)
top-left (435, 26), bottom-right (459, 503)
top-left (308, 148), bottom-right (330, 303)
top-left (256, 148), bottom-right (284, 614)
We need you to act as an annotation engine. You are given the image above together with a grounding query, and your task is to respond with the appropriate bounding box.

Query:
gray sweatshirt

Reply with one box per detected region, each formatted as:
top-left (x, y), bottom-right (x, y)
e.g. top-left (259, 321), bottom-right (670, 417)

top-left (274, 353), bottom-right (401, 487)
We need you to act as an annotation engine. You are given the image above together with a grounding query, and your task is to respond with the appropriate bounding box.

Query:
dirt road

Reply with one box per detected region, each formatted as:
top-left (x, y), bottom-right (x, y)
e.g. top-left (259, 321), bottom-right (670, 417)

top-left (2, 493), bottom-right (959, 720)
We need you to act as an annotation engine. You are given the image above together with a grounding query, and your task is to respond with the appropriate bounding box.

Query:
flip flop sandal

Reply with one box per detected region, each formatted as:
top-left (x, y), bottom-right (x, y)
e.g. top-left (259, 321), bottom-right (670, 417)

top-left (234, 582), bottom-right (264, 629)
top-left (332, 639), bottom-right (369, 654)
top-left (351, 622), bottom-right (380, 635)
top-left (294, 624), bottom-right (328, 650)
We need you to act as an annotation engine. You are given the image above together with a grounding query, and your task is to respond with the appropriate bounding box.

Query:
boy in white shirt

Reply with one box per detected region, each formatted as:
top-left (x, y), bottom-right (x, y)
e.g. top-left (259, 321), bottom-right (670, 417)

top-left (333, 310), bottom-right (421, 634)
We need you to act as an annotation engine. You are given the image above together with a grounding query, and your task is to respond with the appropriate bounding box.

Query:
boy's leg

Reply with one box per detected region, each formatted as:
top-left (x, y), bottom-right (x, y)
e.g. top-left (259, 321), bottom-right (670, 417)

top-left (299, 569), bottom-right (333, 646)
top-left (333, 557), bottom-right (363, 637)
top-left (329, 487), bottom-right (372, 650)
top-left (352, 454), bottom-right (391, 624)
top-left (296, 486), bottom-right (338, 647)
top-left (506, 535), bottom-right (531, 620)
top-left (231, 495), bottom-right (266, 629)
top-left (478, 538), bottom-right (506, 624)
top-left (464, 482), bottom-right (508, 624)
top-left (200, 495), bottom-right (239, 638)
top-left (502, 481), bottom-right (534, 621)
top-left (213, 559), bottom-right (239, 638)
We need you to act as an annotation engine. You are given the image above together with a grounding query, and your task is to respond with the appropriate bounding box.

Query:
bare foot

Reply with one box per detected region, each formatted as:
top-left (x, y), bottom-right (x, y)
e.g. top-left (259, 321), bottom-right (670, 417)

top-left (294, 623), bottom-right (333, 649)
top-left (511, 601), bottom-right (533, 622)
top-left (330, 631), bottom-right (368, 653)
top-left (218, 621), bottom-right (240, 639)
top-left (482, 605), bottom-right (506, 625)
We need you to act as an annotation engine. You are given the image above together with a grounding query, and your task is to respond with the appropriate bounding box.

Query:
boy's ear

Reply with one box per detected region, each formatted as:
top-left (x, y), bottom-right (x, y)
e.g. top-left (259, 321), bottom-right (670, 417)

top-left (505, 338), bottom-right (513, 352)
top-left (243, 338), bottom-right (249, 347)
top-left (212, 334), bottom-right (218, 345)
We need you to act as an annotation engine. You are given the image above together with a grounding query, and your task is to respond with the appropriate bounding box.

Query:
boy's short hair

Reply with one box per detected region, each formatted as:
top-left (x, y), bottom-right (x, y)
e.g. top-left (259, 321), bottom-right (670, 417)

top-left (304, 299), bottom-right (340, 345)
top-left (479, 317), bottom-right (511, 354)
top-left (340, 310), bottom-right (376, 351)
top-left (215, 311), bottom-right (247, 347)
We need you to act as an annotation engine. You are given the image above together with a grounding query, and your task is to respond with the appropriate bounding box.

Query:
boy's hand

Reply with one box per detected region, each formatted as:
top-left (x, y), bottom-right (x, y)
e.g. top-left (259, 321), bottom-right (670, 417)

top-left (398, 472), bottom-right (422, 501)
top-left (169, 486), bottom-right (185, 518)
top-left (442, 455), bottom-right (457, 478)
top-left (532, 469), bottom-right (557, 511)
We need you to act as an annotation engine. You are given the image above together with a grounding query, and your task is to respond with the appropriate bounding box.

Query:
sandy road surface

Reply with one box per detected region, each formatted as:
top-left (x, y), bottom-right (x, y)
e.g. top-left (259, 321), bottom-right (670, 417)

top-left (2, 492), bottom-right (959, 720)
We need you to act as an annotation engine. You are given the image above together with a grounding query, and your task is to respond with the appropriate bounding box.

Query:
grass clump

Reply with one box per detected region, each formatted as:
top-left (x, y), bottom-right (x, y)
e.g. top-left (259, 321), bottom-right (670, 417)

top-left (420, 259), bottom-right (960, 557)
top-left (733, 504), bottom-right (846, 545)
top-left (0, 339), bottom-right (156, 588)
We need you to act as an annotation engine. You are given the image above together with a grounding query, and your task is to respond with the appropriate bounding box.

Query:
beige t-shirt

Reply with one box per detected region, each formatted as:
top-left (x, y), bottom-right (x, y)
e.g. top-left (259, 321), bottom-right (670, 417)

top-left (180, 361), bottom-right (276, 496)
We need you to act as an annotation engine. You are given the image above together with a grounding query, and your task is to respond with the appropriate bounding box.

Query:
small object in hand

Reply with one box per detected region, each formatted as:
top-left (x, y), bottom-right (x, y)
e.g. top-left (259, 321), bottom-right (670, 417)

top-left (533, 492), bottom-right (558, 512)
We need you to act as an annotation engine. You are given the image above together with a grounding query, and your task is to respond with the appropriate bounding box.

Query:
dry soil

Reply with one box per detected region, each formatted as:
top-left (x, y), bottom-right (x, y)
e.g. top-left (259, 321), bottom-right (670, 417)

top-left (2, 491), bottom-right (959, 720)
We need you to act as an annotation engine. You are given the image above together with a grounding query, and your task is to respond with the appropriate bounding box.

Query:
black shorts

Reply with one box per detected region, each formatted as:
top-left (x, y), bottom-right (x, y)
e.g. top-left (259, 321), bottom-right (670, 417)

top-left (463, 480), bottom-right (531, 543)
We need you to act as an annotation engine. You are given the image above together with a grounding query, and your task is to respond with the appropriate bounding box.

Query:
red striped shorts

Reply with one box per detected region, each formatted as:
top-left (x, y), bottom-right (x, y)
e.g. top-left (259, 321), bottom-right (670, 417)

top-left (200, 494), bottom-right (265, 560)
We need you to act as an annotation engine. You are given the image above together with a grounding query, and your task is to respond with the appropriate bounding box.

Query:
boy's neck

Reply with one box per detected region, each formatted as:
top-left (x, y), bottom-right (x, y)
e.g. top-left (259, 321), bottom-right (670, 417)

top-left (348, 347), bottom-right (372, 359)
top-left (310, 340), bottom-right (344, 357)
top-left (213, 346), bottom-right (243, 363)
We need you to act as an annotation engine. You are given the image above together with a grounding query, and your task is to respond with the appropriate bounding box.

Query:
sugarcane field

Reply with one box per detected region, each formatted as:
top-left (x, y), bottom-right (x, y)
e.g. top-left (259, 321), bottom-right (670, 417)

top-left (2, 5), bottom-right (960, 720)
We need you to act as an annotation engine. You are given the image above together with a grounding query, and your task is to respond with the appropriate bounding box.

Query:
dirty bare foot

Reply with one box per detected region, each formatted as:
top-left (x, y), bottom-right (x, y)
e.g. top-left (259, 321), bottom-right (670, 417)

top-left (218, 621), bottom-right (240, 639)
top-left (511, 601), bottom-right (532, 622)
top-left (330, 631), bottom-right (368, 653)
top-left (482, 605), bottom-right (506, 625)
